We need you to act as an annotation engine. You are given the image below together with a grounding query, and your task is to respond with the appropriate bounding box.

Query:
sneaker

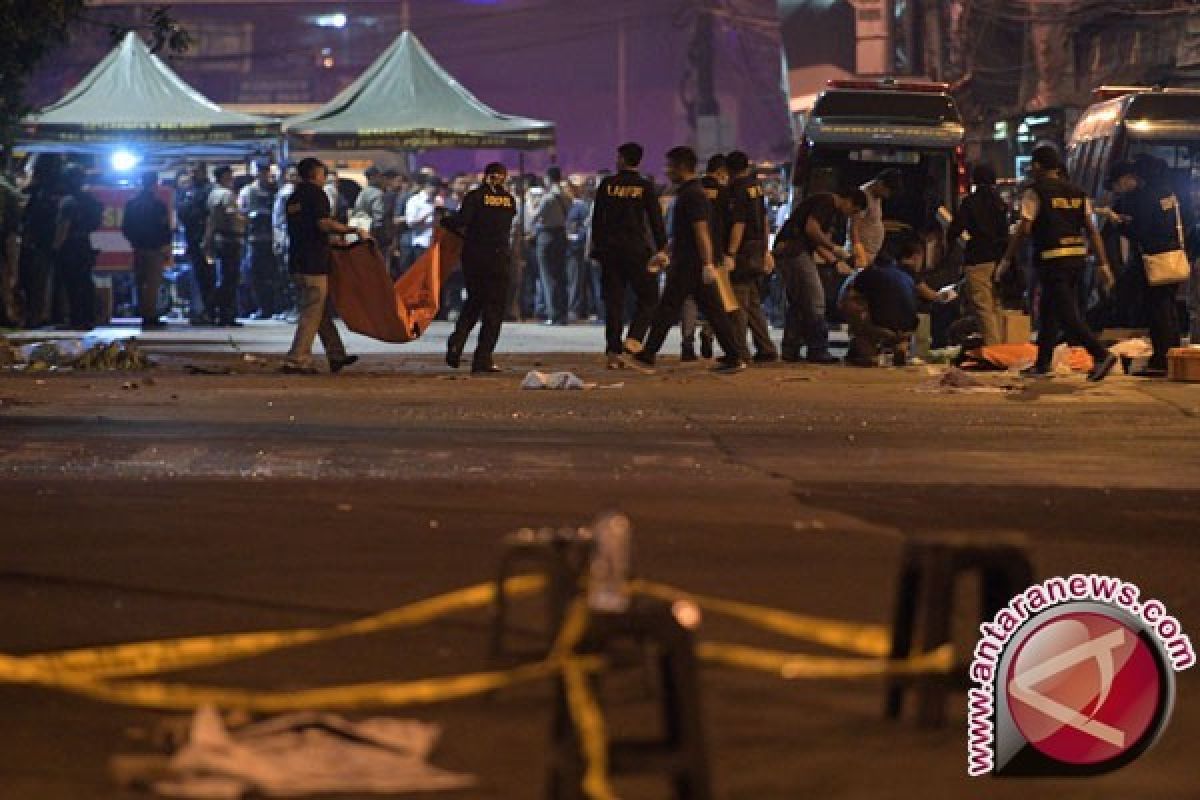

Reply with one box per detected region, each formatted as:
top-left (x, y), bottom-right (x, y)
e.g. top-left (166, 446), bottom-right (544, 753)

top-left (1087, 352), bottom-right (1119, 383)
top-left (471, 362), bottom-right (502, 375)
top-left (632, 351), bottom-right (655, 368)
top-left (280, 363), bottom-right (319, 375)
top-left (446, 342), bottom-right (464, 369)
top-left (712, 358), bottom-right (747, 374)
top-left (329, 355), bottom-right (359, 374)
top-left (606, 354), bottom-right (625, 370)
top-left (623, 337), bottom-right (644, 355)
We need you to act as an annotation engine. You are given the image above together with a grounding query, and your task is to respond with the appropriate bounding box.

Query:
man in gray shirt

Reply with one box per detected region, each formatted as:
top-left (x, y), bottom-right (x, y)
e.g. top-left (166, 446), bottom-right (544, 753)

top-left (532, 166), bottom-right (572, 325)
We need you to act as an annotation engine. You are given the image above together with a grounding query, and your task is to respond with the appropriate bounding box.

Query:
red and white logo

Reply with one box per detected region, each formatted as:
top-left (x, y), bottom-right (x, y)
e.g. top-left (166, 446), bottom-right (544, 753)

top-left (1006, 612), bottom-right (1163, 766)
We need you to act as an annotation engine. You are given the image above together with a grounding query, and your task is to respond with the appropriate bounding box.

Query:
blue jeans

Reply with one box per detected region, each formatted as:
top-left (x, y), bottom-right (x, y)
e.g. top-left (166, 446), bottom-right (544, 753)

top-left (535, 228), bottom-right (568, 324)
top-left (779, 251), bottom-right (829, 358)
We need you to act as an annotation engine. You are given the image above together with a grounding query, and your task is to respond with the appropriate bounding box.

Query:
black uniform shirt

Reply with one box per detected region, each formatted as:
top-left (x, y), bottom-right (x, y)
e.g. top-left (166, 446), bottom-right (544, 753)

top-left (590, 169), bottom-right (667, 260)
top-left (727, 175), bottom-right (766, 255)
top-left (669, 178), bottom-right (712, 272)
top-left (701, 174), bottom-right (730, 257)
top-left (287, 181), bottom-right (333, 275)
top-left (458, 184), bottom-right (517, 259)
top-left (780, 193), bottom-right (838, 255)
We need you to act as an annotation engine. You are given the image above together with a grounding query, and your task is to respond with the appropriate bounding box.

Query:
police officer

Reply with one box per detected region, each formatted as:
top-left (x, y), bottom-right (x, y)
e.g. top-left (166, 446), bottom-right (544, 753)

top-left (683, 153), bottom-right (730, 361)
top-left (723, 151), bottom-right (779, 361)
top-left (589, 142), bottom-right (668, 369)
top-left (444, 162), bottom-right (517, 375)
top-left (997, 145), bottom-right (1116, 381)
top-left (633, 146), bottom-right (749, 373)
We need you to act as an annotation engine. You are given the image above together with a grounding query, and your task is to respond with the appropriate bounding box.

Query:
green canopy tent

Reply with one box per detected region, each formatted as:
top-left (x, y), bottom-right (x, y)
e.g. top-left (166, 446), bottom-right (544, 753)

top-left (19, 32), bottom-right (280, 157)
top-left (283, 31), bottom-right (555, 154)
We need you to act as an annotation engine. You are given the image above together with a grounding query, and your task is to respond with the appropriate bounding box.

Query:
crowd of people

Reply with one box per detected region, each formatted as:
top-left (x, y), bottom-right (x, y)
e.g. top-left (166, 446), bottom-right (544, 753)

top-left (1, 141), bottom-right (1195, 382)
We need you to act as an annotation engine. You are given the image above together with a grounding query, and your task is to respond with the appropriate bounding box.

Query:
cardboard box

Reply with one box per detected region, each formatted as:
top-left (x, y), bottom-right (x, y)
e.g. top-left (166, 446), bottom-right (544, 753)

top-left (1168, 347), bottom-right (1200, 382)
top-left (999, 311), bottom-right (1031, 344)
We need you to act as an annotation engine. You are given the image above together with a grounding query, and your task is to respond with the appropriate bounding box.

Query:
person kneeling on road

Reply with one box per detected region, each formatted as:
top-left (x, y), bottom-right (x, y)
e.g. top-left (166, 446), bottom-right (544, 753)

top-left (281, 158), bottom-right (368, 376)
top-left (839, 238), bottom-right (956, 367)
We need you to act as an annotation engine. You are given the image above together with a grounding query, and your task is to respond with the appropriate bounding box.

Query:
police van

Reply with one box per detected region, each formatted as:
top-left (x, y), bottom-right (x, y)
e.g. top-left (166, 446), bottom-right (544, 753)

top-left (792, 78), bottom-right (968, 245)
top-left (1066, 86), bottom-right (1200, 214)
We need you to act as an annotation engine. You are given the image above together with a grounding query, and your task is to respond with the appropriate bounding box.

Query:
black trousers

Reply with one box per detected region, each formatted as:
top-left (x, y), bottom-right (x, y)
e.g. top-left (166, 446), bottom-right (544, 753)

top-left (56, 243), bottom-right (95, 329)
top-left (599, 252), bottom-right (659, 355)
top-left (450, 252), bottom-right (511, 367)
top-left (247, 239), bottom-right (279, 316)
top-left (1144, 279), bottom-right (1181, 369)
top-left (1035, 262), bottom-right (1108, 370)
top-left (186, 236), bottom-right (214, 318)
top-left (643, 266), bottom-right (747, 361)
top-left (211, 238), bottom-right (243, 323)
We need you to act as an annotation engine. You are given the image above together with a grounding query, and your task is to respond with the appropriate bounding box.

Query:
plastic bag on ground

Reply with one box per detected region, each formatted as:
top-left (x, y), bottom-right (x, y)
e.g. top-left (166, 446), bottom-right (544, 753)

top-left (150, 706), bottom-right (474, 798)
top-left (521, 370), bottom-right (594, 390)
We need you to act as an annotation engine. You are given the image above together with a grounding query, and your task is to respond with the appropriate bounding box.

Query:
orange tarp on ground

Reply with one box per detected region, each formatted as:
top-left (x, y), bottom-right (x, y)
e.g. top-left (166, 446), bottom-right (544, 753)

top-left (328, 229), bottom-right (463, 343)
top-left (961, 343), bottom-right (1095, 372)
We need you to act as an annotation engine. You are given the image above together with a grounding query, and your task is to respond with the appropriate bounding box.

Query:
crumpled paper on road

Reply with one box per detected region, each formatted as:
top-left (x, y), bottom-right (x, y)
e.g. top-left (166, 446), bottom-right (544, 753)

top-left (521, 370), bottom-right (594, 390)
top-left (150, 706), bottom-right (474, 798)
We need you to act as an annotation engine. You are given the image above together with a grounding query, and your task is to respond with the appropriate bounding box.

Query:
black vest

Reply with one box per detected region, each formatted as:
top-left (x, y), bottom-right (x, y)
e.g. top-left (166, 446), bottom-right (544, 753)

top-left (1030, 176), bottom-right (1088, 266)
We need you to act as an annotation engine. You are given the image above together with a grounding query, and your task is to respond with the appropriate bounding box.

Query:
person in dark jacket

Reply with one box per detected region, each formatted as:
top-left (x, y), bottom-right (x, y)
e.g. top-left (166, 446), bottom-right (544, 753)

top-left (18, 155), bottom-right (62, 328)
top-left (589, 142), bottom-right (668, 368)
top-left (723, 150), bottom-right (778, 361)
top-left (444, 162), bottom-right (518, 374)
top-left (121, 171), bottom-right (173, 329)
top-left (946, 164), bottom-right (1009, 344)
top-left (53, 165), bottom-right (103, 330)
top-left (1102, 159), bottom-right (1185, 377)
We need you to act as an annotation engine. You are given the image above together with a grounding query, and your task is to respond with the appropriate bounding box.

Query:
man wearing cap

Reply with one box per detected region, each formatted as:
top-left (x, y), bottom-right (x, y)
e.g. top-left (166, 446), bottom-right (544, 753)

top-left (281, 158), bottom-right (368, 375)
top-left (443, 162), bottom-right (517, 374)
top-left (997, 145), bottom-right (1117, 380)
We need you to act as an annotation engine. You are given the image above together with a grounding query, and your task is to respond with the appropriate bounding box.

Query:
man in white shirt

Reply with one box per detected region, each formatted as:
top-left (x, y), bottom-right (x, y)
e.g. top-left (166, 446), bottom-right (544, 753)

top-left (404, 178), bottom-right (438, 265)
top-left (202, 166), bottom-right (246, 326)
top-left (849, 169), bottom-right (902, 268)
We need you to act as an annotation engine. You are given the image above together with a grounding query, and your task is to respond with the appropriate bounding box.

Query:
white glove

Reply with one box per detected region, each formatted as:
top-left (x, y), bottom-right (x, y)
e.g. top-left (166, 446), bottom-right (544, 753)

top-left (936, 286), bottom-right (958, 304)
top-left (702, 264), bottom-right (719, 285)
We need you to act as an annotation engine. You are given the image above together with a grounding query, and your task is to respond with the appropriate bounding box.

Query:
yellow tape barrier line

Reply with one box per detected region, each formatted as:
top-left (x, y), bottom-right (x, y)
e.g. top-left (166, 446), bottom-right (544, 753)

top-left (553, 600), bottom-right (616, 800)
top-left (632, 580), bottom-right (890, 658)
top-left (6, 575), bottom-right (546, 681)
top-left (10, 659), bottom-right (567, 713)
top-left (698, 642), bottom-right (955, 680)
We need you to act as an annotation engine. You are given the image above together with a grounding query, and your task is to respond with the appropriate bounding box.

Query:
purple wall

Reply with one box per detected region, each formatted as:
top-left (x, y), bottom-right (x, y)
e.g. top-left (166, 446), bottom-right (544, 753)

top-left (30, 0), bottom-right (791, 176)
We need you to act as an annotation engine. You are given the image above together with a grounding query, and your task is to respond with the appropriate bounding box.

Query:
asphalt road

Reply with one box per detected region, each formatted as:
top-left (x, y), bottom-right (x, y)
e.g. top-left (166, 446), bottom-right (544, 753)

top-left (1, 326), bottom-right (1199, 799)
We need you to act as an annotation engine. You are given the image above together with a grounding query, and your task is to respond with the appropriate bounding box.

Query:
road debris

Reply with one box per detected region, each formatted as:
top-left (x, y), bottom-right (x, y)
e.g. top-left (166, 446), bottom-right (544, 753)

top-left (114, 706), bottom-right (474, 798)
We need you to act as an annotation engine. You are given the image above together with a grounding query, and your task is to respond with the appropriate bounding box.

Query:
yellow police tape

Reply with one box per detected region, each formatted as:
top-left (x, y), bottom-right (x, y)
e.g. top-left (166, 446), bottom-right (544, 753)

top-left (631, 580), bottom-right (891, 658)
top-left (0, 576), bottom-right (950, 800)
top-left (5, 574), bottom-right (546, 681)
top-left (698, 642), bottom-right (954, 680)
